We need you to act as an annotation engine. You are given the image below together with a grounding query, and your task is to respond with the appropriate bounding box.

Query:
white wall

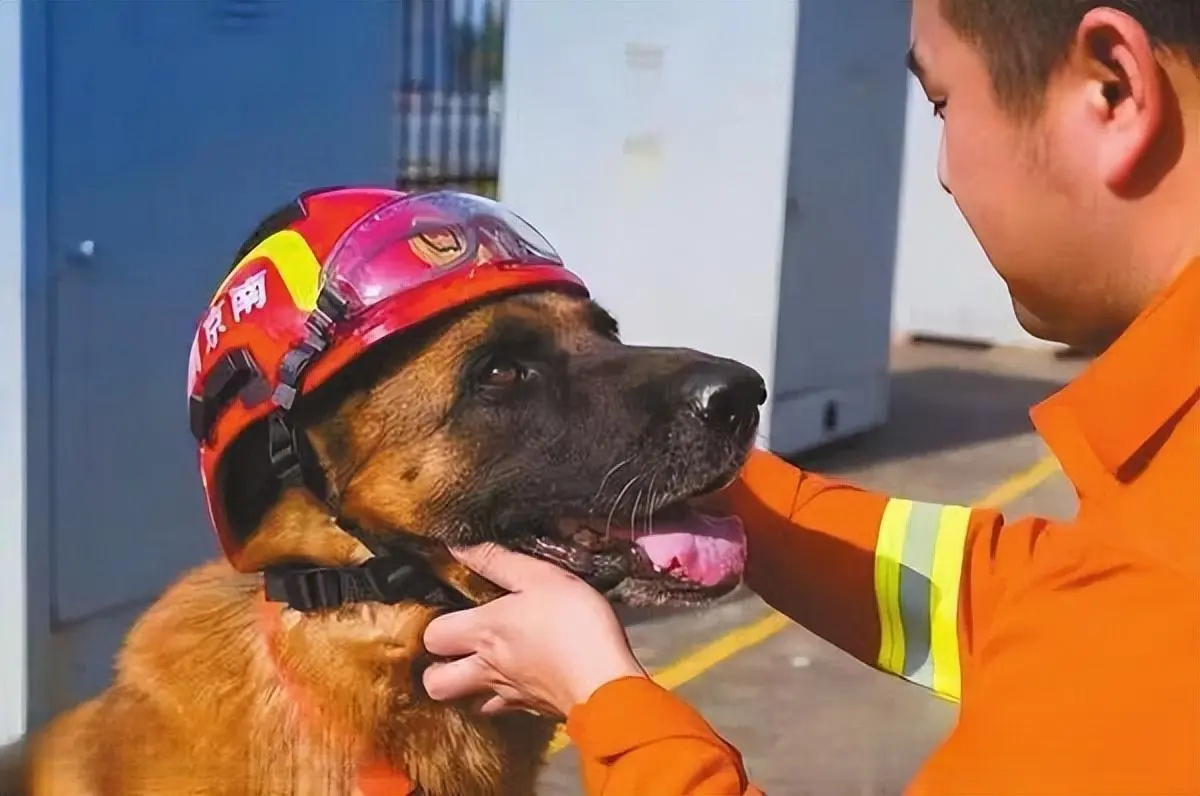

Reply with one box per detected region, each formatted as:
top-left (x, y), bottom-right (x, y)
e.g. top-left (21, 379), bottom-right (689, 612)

top-left (892, 75), bottom-right (1052, 349)
top-left (0, 0), bottom-right (28, 745)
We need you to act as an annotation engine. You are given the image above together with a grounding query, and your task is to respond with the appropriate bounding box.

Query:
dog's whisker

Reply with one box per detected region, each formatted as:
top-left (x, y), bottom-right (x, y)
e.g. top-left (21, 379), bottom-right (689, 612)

top-left (629, 487), bottom-right (643, 539)
top-left (593, 456), bottom-right (634, 505)
top-left (605, 474), bottom-right (642, 539)
top-left (642, 471), bottom-right (660, 538)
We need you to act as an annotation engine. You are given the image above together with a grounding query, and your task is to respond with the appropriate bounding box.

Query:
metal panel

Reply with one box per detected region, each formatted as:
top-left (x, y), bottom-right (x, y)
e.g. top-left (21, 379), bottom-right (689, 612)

top-left (770, 0), bottom-right (908, 450)
top-left (774, 0), bottom-right (909, 393)
top-left (47, 2), bottom-right (396, 626)
top-left (0, 0), bottom-right (28, 744)
top-left (19, 0), bottom-right (54, 732)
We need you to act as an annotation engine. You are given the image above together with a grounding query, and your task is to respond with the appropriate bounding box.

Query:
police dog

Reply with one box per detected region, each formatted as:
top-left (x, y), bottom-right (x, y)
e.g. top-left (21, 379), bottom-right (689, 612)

top-left (17, 290), bottom-right (764, 796)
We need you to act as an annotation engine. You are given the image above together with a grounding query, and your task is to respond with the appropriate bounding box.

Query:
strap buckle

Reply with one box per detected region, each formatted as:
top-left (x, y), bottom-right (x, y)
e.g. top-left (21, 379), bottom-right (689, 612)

top-left (263, 556), bottom-right (473, 613)
top-left (266, 412), bottom-right (305, 487)
top-left (263, 565), bottom-right (365, 611)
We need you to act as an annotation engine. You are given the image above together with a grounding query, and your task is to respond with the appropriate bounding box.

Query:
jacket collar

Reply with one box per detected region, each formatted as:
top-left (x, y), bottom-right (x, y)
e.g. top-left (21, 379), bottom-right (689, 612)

top-left (1032, 259), bottom-right (1200, 489)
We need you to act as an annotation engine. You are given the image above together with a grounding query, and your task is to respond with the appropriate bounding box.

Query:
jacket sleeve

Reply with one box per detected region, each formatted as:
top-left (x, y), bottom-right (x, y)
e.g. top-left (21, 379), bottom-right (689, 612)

top-left (724, 447), bottom-right (1025, 702)
top-left (566, 446), bottom-right (1059, 794)
top-left (566, 677), bottom-right (764, 796)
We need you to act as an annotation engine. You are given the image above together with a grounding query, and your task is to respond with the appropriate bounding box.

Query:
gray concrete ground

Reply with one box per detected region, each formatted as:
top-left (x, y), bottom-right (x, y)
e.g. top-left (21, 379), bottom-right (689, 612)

top-left (537, 342), bottom-right (1088, 795)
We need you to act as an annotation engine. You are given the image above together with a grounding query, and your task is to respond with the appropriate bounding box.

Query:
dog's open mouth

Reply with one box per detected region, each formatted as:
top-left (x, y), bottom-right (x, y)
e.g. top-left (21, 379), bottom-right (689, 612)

top-left (511, 499), bottom-right (746, 598)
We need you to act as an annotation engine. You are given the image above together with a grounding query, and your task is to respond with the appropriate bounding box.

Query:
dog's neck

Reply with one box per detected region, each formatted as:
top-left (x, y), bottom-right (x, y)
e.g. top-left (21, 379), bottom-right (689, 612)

top-left (261, 596), bottom-right (550, 795)
top-left (236, 489), bottom-right (444, 749)
top-left (189, 489), bottom-right (545, 796)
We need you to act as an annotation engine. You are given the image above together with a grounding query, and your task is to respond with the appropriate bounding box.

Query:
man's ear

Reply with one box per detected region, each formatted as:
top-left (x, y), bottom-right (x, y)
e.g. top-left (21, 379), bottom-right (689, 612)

top-left (1071, 7), bottom-right (1169, 191)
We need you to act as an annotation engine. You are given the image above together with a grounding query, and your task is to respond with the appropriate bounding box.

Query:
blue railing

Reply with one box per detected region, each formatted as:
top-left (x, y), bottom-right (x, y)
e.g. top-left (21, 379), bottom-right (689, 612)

top-left (395, 0), bottom-right (504, 196)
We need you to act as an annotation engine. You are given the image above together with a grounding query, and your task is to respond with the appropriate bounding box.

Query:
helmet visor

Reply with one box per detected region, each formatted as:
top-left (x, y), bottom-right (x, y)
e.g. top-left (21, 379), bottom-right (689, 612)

top-left (320, 190), bottom-right (565, 314)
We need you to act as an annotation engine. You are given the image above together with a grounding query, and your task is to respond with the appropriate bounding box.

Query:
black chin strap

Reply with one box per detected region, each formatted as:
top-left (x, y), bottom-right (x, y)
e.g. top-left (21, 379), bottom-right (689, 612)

top-left (253, 284), bottom-right (473, 615)
top-left (260, 420), bottom-right (474, 614)
top-left (263, 553), bottom-right (474, 613)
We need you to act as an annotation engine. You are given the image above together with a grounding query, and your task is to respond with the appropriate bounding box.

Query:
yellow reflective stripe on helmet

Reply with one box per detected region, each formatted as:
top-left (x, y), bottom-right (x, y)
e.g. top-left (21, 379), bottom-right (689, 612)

top-left (873, 498), bottom-right (971, 702)
top-left (213, 229), bottom-right (322, 312)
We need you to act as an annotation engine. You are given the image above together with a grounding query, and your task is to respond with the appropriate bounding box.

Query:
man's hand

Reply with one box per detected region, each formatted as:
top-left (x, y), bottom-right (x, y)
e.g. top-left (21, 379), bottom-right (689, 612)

top-left (422, 544), bottom-right (648, 718)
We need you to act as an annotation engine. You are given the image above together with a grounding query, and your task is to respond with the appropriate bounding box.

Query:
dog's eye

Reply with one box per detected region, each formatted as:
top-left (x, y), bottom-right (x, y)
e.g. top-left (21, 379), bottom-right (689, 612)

top-left (479, 362), bottom-right (524, 390)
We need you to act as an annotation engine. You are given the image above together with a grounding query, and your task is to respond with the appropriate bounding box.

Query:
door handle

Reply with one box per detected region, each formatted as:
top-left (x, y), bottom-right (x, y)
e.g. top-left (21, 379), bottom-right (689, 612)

top-left (65, 239), bottom-right (96, 268)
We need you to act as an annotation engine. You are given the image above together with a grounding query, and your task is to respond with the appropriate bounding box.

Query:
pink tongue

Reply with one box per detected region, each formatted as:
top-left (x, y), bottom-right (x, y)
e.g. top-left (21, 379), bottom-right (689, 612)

top-left (633, 512), bottom-right (746, 587)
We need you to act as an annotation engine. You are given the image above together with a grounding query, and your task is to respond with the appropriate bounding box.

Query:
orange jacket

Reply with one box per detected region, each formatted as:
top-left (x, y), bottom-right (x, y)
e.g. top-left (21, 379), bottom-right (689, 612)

top-left (565, 259), bottom-right (1200, 795)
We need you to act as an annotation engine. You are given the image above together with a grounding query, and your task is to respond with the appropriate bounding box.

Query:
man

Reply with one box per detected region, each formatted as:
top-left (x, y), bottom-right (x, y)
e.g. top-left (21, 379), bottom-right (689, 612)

top-left (421, 1), bottom-right (1200, 793)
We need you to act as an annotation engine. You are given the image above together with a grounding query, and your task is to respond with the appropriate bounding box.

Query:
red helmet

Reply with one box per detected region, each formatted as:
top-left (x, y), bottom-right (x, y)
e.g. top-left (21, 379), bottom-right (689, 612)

top-left (187, 187), bottom-right (588, 568)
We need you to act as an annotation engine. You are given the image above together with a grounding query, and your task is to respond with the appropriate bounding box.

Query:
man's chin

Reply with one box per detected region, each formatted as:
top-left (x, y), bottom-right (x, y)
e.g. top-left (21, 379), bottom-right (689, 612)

top-left (1011, 299), bottom-right (1060, 342)
top-left (1011, 298), bottom-right (1111, 355)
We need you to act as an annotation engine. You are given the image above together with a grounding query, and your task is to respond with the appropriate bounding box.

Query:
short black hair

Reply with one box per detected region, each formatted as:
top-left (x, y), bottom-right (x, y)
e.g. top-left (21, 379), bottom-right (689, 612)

top-left (941, 0), bottom-right (1200, 114)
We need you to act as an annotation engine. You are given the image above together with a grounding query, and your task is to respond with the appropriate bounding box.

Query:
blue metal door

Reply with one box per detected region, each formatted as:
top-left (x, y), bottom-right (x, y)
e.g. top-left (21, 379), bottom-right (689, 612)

top-left (47, 2), bottom-right (397, 631)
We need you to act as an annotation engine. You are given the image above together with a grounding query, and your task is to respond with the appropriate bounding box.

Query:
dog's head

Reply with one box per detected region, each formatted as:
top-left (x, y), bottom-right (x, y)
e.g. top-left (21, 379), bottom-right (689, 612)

top-left (223, 289), bottom-right (764, 607)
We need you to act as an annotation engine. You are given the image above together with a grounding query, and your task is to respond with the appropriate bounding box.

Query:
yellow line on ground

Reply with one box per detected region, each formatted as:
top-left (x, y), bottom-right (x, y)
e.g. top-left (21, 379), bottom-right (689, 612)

top-left (976, 454), bottom-right (1060, 508)
top-left (650, 611), bottom-right (793, 691)
top-left (546, 453), bottom-right (1063, 757)
top-left (545, 611), bottom-right (792, 754)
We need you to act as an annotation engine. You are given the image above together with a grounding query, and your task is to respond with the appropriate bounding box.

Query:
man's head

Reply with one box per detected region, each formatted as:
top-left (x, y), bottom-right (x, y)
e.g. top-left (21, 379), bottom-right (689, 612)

top-left (910, 0), bottom-right (1200, 350)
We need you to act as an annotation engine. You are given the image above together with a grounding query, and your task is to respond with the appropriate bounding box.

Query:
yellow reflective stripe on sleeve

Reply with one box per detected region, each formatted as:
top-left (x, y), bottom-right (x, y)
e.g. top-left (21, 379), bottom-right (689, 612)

top-left (874, 498), bottom-right (914, 676)
top-left (873, 498), bottom-right (971, 702)
top-left (929, 504), bottom-right (971, 700)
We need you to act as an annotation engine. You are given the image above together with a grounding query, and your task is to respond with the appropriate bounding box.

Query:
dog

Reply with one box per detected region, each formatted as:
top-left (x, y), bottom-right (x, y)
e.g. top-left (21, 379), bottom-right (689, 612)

top-left (17, 288), bottom-right (765, 795)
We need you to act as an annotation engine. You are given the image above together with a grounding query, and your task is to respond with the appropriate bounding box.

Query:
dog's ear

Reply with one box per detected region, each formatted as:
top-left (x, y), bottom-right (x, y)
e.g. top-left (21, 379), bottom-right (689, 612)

top-left (219, 405), bottom-right (357, 546)
top-left (217, 388), bottom-right (353, 546)
top-left (219, 419), bottom-right (285, 546)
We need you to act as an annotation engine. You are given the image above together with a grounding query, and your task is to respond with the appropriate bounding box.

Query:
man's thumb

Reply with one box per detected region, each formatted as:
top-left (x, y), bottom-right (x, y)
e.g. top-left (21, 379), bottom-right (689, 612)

top-left (449, 543), bottom-right (567, 592)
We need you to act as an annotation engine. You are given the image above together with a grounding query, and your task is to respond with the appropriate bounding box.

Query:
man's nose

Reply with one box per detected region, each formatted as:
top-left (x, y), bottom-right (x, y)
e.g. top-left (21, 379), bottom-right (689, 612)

top-left (678, 358), bottom-right (767, 432)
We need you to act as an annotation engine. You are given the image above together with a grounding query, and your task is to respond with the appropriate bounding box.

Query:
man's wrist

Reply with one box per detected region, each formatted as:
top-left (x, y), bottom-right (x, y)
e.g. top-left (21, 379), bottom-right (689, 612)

top-left (565, 652), bottom-right (647, 711)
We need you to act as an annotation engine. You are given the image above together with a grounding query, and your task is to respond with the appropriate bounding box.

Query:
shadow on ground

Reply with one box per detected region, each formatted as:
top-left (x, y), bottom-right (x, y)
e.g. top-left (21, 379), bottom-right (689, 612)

top-left (792, 359), bottom-right (1072, 472)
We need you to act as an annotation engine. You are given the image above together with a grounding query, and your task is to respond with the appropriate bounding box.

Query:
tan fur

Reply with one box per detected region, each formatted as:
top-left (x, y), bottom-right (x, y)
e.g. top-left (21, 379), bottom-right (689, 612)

top-left (19, 294), bottom-right (603, 796)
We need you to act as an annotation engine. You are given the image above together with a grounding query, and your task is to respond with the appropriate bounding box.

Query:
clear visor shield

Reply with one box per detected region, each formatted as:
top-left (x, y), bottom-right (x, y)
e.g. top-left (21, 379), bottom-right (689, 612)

top-left (320, 190), bottom-right (564, 314)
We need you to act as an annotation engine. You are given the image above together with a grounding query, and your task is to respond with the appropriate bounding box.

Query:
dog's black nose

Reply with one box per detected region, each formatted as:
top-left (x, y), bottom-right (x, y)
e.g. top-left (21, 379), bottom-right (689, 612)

top-left (679, 358), bottom-right (767, 432)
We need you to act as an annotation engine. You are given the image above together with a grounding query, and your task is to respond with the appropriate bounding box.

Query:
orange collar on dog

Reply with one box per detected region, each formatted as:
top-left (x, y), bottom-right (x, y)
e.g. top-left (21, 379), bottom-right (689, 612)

top-left (357, 759), bottom-right (423, 796)
top-left (256, 596), bottom-right (422, 796)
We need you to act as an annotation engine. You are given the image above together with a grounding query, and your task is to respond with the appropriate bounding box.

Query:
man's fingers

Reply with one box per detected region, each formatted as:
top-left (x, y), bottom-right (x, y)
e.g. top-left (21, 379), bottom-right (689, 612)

top-left (422, 654), bottom-right (493, 703)
top-left (478, 694), bottom-right (521, 715)
top-left (478, 694), bottom-right (551, 718)
top-left (448, 542), bottom-right (576, 592)
top-left (423, 605), bottom-right (487, 658)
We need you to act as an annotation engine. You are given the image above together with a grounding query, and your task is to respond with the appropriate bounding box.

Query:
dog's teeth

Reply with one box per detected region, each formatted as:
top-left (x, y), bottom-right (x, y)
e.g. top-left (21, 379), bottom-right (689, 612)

top-left (556, 518), bottom-right (592, 537)
top-left (572, 527), bottom-right (603, 549)
top-left (531, 537), bottom-right (594, 573)
top-left (555, 519), bottom-right (606, 548)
